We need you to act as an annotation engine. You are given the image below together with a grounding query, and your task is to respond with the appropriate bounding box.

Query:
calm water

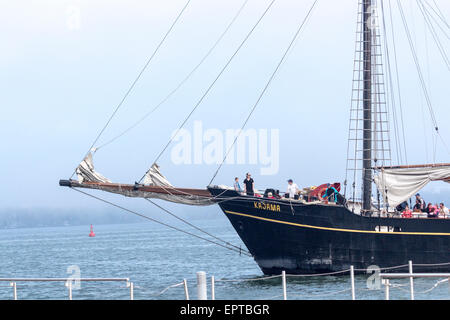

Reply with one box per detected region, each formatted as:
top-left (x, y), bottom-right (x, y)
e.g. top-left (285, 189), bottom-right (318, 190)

top-left (0, 217), bottom-right (448, 300)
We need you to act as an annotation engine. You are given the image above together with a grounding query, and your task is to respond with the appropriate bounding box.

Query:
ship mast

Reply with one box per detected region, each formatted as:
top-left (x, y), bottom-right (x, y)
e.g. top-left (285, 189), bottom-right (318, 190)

top-left (362, 0), bottom-right (372, 213)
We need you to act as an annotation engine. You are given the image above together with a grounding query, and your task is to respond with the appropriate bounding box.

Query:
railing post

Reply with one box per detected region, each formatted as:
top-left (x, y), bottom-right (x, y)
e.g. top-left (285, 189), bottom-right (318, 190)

top-left (282, 271), bottom-right (287, 300)
top-left (409, 260), bottom-right (414, 300)
top-left (67, 281), bottom-right (73, 300)
top-left (10, 282), bottom-right (17, 300)
top-left (211, 276), bottom-right (215, 300)
top-left (350, 266), bottom-right (356, 300)
top-left (197, 271), bottom-right (207, 300)
top-left (384, 279), bottom-right (390, 300)
top-left (129, 282), bottom-right (134, 300)
top-left (183, 279), bottom-right (190, 300)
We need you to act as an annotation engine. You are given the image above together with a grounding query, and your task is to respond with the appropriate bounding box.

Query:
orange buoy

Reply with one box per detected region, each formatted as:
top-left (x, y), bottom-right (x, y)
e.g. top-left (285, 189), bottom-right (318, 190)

top-left (89, 224), bottom-right (96, 237)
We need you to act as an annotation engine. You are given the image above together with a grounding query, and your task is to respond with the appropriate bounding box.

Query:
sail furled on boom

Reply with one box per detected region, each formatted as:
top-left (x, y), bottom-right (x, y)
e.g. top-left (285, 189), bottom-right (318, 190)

top-left (72, 153), bottom-right (214, 206)
top-left (140, 163), bottom-right (214, 206)
top-left (76, 151), bottom-right (111, 184)
top-left (143, 163), bottom-right (173, 187)
top-left (374, 164), bottom-right (450, 207)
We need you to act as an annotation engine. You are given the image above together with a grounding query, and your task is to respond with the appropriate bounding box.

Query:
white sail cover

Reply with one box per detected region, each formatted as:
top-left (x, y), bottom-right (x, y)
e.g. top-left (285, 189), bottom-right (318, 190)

top-left (75, 155), bottom-right (214, 206)
top-left (143, 163), bottom-right (173, 187)
top-left (141, 163), bottom-right (214, 205)
top-left (374, 165), bottom-right (450, 207)
top-left (76, 152), bottom-right (111, 183)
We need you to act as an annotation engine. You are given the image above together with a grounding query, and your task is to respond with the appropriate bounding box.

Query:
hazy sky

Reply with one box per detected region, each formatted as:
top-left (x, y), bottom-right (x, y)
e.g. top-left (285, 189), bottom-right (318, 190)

top-left (1, 0), bottom-right (449, 212)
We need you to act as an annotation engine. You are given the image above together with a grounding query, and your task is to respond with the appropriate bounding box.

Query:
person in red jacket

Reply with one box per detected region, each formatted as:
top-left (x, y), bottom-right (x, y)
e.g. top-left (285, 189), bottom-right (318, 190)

top-left (402, 205), bottom-right (412, 218)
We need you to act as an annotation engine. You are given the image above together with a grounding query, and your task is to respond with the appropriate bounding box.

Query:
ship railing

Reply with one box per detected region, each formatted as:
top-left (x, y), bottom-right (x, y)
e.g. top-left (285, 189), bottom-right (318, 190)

top-left (0, 277), bottom-right (133, 300)
top-left (379, 261), bottom-right (450, 300)
top-left (2, 261), bottom-right (450, 300)
top-left (179, 261), bottom-right (450, 300)
top-left (380, 275), bottom-right (450, 300)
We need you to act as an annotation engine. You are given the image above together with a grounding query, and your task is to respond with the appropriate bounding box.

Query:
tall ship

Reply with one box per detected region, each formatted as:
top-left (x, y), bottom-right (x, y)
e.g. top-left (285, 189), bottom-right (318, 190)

top-left (60, 0), bottom-right (450, 274)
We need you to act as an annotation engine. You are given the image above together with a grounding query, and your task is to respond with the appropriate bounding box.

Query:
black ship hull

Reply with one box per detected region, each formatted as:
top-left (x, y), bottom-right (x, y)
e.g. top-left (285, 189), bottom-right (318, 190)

top-left (208, 187), bottom-right (450, 275)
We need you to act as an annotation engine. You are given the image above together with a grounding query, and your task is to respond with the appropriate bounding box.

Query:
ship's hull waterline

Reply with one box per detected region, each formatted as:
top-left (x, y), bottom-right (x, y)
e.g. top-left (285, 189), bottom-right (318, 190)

top-left (208, 188), bottom-right (450, 275)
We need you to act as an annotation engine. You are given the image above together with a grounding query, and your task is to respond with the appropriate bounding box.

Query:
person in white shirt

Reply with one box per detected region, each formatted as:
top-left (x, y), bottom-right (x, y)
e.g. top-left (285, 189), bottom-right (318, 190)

top-left (439, 203), bottom-right (449, 218)
top-left (286, 179), bottom-right (299, 199)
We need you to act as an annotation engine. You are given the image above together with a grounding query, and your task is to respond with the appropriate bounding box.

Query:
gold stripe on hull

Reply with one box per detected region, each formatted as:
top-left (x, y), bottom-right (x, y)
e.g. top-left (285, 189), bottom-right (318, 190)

top-left (224, 210), bottom-right (450, 236)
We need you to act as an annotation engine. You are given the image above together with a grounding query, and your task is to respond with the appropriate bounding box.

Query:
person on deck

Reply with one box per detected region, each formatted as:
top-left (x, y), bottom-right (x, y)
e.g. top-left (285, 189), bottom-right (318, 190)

top-left (413, 199), bottom-right (422, 212)
top-left (402, 204), bottom-right (412, 218)
top-left (322, 183), bottom-right (339, 203)
top-left (234, 177), bottom-right (243, 193)
top-left (396, 201), bottom-right (408, 213)
top-left (243, 173), bottom-right (255, 196)
top-left (286, 179), bottom-right (299, 199)
top-left (414, 193), bottom-right (426, 211)
top-left (439, 203), bottom-right (449, 218)
top-left (426, 203), bottom-right (438, 218)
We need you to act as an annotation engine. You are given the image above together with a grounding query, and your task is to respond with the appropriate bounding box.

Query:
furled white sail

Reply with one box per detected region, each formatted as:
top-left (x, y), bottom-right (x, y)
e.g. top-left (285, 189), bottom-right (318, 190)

top-left (76, 152), bottom-right (111, 183)
top-left (141, 163), bottom-right (214, 205)
top-left (143, 163), bottom-right (173, 187)
top-left (374, 165), bottom-right (450, 207)
top-left (74, 154), bottom-right (214, 206)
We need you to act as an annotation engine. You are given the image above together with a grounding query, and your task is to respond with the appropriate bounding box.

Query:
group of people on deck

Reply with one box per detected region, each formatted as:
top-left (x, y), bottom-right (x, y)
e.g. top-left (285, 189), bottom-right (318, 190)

top-left (234, 173), bottom-right (255, 196)
top-left (400, 193), bottom-right (448, 218)
top-left (233, 174), bottom-right (339, 203)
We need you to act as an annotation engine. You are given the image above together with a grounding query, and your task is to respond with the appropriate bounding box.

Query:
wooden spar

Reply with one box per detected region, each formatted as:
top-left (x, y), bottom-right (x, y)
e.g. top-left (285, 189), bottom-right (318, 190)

top-left (373, 163), bottom-right (450, 170)
top-left (59, 179), bottom-right (213, 198)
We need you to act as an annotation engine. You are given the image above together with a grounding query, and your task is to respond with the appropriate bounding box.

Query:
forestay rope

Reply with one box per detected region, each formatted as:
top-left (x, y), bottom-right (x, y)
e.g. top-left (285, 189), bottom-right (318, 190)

top-left (72, 187), bottom-right (252, 257)
top-left (69, 0), bottom-right (191, 179)
top-left (68, 1), bottom-right (321, 257)
top-left (138, 0), bottom-right (278, 184)
top-left (209, 0), bottom-right (319, 185)
top-left (96, 0), bottom-right (251, 150)
top-left (145, 198), bottom-right (251, 255)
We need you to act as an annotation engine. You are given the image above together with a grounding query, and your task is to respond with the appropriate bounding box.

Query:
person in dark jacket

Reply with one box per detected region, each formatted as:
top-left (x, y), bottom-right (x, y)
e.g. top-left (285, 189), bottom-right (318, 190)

top-left (322, 183), bottom-right (339, 203)
top-left (396, 201), bottom-right (408, 212)
top-left (243, 173), bottom-right (255, 196)
top-left (414, 193), bottom-right (426, 211)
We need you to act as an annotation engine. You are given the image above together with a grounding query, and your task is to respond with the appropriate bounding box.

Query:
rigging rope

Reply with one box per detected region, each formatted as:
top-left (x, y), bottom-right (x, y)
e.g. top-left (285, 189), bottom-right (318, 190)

top-left (420, 0), bottom-right (450, 40)
top-left (427, 0), bottom-right (450, 31)
top-left (96, 0), bottom-right (250, 150)
top-left (69, 0), bottom-right (191, 179)
top-left (144, 198), bottom-right (251, 255)
top-left (382, 0), bottom-right (408, 164)
top-left (396, 0), bottom-right (440, 132)
top-left (138, 0), bottom-right (278, 184)
top-left (416, 0), bottom-right (450, 69)
top-left (71, 187), bottom-right (252, 257)
top-left (398, 0), bottom-right (450, 159)
top-left (209, 0), bottom-right (319, 185)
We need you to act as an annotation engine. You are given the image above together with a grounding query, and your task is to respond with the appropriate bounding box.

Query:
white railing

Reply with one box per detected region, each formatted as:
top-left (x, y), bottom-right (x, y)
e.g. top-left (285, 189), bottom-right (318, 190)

top-left (0, 278), bottom-right (133, 300)
top-left (379, 261), bottom-right (450, 300)
top-left (2, 261), bottom-right (449, 300)
top-left (182, 261), bottom-right (450, 300)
